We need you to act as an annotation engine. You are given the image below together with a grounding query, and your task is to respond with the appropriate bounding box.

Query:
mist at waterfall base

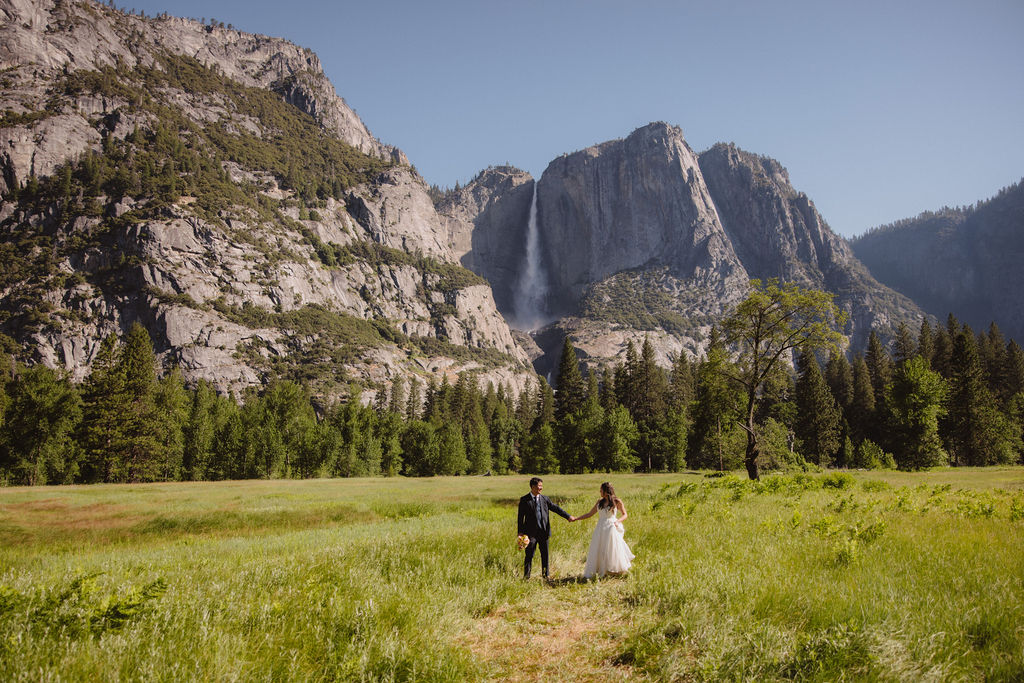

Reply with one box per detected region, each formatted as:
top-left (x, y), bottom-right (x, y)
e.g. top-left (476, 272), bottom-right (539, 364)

top-left (511, 183), bottom-right (553, 332)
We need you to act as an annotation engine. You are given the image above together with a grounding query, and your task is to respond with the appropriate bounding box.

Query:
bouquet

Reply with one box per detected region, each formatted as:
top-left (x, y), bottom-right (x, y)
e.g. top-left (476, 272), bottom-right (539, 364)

top-left (516, 534), bottom-right (530, 550)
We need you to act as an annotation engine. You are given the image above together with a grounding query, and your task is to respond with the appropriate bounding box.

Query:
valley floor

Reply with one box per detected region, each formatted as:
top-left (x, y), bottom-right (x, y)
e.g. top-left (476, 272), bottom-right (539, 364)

top-left (1, 469), bottom-right (1022, 680)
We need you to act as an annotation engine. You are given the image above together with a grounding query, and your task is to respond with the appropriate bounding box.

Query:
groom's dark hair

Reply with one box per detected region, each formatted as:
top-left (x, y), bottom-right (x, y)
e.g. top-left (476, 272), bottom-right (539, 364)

top-left (529, 477), bottom-right (542, 488)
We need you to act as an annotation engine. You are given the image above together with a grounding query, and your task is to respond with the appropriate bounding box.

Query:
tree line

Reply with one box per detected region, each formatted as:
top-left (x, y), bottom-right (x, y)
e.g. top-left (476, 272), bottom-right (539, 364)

top-left (1, 287), bottom-right (1022, 486)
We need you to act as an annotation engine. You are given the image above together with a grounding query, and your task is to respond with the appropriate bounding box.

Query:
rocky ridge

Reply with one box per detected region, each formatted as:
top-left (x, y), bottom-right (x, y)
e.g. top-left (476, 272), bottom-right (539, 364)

top-left (850, 180), bottom-right (1024, 343)
top-left (0, 0), bottom-right (532, 399)
top-left (0, 0), bottom-right (400, 188)
top-left (698, 141), bottom-right (923, 350)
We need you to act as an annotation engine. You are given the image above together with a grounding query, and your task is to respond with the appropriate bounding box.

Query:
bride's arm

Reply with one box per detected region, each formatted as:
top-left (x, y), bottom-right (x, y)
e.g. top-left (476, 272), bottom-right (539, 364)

top-left (615, 499), bottom-right (628, 523)
top-left (574, 501), bottom-right (599, 521)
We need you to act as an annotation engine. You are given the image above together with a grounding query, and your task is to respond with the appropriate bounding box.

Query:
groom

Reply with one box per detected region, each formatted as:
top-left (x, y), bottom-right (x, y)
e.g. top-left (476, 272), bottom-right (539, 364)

top-left (517, 477), bottom-right (575, 579)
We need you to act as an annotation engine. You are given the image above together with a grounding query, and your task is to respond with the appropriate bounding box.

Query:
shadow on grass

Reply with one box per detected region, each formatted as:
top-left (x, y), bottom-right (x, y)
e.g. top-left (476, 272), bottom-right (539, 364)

top-left (545, 573), bottom-right (631, 587)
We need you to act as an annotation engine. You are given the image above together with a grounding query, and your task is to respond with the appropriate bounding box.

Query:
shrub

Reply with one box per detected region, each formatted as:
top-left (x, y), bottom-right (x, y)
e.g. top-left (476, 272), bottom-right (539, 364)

top-left (851, 439), bottom-right (896, 470)
top-left (822, 472), bottom-right (856, 490)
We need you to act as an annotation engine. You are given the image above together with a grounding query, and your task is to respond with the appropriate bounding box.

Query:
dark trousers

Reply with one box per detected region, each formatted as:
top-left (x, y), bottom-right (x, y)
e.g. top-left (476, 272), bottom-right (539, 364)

top-left (524, 536), bottom-right (549, 578)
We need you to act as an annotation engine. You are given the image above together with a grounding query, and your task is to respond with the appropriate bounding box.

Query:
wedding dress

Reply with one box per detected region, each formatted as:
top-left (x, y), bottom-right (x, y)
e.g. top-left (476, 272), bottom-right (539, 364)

top-left (583, 505), bottom-right (635, 579)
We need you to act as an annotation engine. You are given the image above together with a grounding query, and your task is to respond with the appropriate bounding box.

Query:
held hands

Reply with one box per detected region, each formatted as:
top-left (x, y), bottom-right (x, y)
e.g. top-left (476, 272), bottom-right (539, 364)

top-left (569, 515), bottom-right (577, 522)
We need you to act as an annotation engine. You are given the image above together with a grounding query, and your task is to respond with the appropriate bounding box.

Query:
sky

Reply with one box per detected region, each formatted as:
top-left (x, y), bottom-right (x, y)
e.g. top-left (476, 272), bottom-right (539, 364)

top-left (125, 0), bottom-right (1024, 238)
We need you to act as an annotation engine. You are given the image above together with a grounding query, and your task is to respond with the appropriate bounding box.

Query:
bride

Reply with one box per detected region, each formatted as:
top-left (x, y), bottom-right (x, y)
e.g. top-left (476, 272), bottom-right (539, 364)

top-left (575, 482), bottom-right (635, 579)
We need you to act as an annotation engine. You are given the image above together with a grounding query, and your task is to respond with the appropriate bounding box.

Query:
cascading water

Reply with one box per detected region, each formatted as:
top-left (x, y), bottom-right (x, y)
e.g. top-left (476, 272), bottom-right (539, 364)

top-left (513, 181), bottom-right (550, 331)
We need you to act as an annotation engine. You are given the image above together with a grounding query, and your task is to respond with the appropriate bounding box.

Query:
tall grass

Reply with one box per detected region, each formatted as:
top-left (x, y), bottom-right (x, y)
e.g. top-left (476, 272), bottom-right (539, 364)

top-left (1, 469), bottom-right (1022, 680)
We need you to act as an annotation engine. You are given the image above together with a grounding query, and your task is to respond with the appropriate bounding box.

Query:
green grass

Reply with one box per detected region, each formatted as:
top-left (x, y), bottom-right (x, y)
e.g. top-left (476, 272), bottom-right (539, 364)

top-left (1, 469), bottom-right (1023, 681)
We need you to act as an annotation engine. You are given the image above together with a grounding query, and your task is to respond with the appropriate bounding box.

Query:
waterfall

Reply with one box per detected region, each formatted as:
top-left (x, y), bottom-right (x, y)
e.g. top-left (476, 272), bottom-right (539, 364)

top-left (513, 181), bottom-right (549, 331)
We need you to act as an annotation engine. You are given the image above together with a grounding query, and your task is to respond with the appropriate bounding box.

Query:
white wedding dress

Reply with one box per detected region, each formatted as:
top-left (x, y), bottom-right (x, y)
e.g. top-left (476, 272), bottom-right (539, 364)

top-left (583, 505), bottom-right (635, 579)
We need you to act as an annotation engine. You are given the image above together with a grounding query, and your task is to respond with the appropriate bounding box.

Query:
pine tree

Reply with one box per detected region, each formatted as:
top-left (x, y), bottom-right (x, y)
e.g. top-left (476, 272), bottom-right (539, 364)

top-left (463, 386), bottom-right (492, 474)
top-left (1, 365), bottom-right (81, 485)
top-left (152, 368), bottom-right (189, 481)
top-left (594, 404), bottom-right (640, 472)
top-left (389, 376), bottom-right (406, 416)
top-left (482, 382), bottom-right (499, 426)
top-left (560, 370), bottom-right (604, 474)
top-left (522, 422), bottom-right (559, 474)
top-left (554, 336), bottom-right (585, 422)
top-left (628, 338), bottom-right (671, 472)
top-left (435, 420), bottom-right (468, 475)
top-left (931, 323), bottom-right (954, 378)
top-left (688, 330), bottom-right (744, 470)
top-left (631, 338), bottom-right (668, 424)
top-left (535, 377), bottom-right (555, 430)
top-left (182, 379), bottom-right (220, 480)
top-left (794, 348), bottom-right (842, 467)
top-left (451, 372), bottom-right (475, 425)
top-left (488, 399), bottom-right (518, 474)
top-left (983, 322), bottom-right (1009, 401)
top-left (615, 342), bottom-right (638, 410)
top-left (426, 375), bottom-right (451, 423)
top-left (946, 312), bottom-right (960, 339)
top-left (515, 379), bottom-right (536, 431)
top-left (116, 324), bottom-right (168, 482)
top-left (406, 378), bottom-right (422, 421)
top-left (669, 352), bottom-right (695, 413)
top-left (78, 334), bottom-right (128, 483)
top-left (889, 357), bottom-right (947, 470)
top-left (945, 331), bottom-right (1019, 465)
top-left (893, 323), bottom-right (916, 367)
top-left (865, 330), bottom-right (892, 406)
top-left (848, 354), bottom-right (876, 446)
top-left (1005, 341), bottom-right (1024, 404)
top-left (373, 385), bottom-right (389, 416)
top-left (377, 410), bottom-right (404, 477)
top-left (824, 350), bottom-right (854, 415)
top-left (400, 420), bottom-right (438, 476)
top-left (917, 318), bottom-right (935, 367)
top-left (600, 366), bottom-right (618, 412)
top-left (255, 380), bottom-right (318, 478)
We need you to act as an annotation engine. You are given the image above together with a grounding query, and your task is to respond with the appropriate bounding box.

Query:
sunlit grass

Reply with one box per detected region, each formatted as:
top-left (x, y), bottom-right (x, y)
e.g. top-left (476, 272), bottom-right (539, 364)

top-left (1, 469), bottom-right (1022, 680)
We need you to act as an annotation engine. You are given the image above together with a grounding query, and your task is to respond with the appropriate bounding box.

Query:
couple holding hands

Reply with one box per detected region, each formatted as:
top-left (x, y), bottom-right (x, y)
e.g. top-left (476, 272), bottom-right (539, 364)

top-left (516, 477), bottom-right (634, 580)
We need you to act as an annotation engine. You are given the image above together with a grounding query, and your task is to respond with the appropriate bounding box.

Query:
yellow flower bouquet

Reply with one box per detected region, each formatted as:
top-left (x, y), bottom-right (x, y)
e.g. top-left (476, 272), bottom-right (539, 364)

top-left (516, 534), bottom-right (530, 550)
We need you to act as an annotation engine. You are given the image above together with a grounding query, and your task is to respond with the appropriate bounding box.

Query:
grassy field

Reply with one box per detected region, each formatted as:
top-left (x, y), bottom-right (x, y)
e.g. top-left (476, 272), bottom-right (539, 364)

top-left (1, 468), bottom-right (1022, 681)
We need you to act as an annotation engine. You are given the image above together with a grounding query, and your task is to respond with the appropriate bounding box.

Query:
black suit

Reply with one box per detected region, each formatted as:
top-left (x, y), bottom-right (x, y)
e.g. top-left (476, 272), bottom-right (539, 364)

top-left (518, 492), bottom-right (571, 578)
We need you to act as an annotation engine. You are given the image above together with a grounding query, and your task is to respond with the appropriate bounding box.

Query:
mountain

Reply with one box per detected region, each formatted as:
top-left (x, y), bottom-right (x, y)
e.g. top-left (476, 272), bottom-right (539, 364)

top-left (439, 123), bottom-right (925, 372)
top-left (438, 165), bottom-right (534, 319)
top-left (850, 180), bottom-right (1024, 342)
top-left (0, 0), bottom-right (532, 399)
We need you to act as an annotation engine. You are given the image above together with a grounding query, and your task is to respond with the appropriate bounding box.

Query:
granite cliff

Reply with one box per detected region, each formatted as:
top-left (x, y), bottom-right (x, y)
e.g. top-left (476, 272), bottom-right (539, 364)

top-left (698, 142), bottom-right (923, 348)
top-left (439, 123), bottom-right (925, 372)
top-left (0, 0), bottom-right (531, 399)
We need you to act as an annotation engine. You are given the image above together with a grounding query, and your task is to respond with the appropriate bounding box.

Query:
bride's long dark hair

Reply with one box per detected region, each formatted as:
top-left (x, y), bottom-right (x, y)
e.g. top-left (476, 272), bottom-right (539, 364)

top-left (598, 482), bottom-right (619, 509)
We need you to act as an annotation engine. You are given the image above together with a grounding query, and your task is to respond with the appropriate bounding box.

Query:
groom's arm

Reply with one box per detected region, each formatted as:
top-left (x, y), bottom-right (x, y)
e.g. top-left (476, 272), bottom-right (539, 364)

top-left (517, 497), bottom-right (529, 535)
top-left (547, 499), bottom-right (572, 521)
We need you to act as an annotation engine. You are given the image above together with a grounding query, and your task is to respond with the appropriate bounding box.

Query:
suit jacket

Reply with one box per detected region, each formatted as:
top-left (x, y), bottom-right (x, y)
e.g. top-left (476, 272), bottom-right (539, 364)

top-left (518, 492), bottom-right (571, 539)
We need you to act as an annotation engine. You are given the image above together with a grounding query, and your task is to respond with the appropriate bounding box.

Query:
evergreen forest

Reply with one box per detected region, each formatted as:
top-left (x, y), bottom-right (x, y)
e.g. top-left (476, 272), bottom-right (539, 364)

top-left (2, 298), bottom-right (1022, 486)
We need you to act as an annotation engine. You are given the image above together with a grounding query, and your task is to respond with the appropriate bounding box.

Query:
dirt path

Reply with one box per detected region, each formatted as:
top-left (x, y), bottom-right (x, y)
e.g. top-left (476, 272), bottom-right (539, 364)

top-left (458, 577), bottom-right (646, 681)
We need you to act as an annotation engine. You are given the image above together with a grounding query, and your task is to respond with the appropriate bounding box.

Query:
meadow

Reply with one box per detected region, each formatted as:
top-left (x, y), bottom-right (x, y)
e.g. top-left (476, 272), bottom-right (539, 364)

top-left (1, 468), bottom-right (1022, 681)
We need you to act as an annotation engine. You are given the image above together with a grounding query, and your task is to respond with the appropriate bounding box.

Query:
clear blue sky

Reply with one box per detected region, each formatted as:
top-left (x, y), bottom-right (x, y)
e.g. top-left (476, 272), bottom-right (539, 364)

top-left (126, 0), bottom-right (1024, 237)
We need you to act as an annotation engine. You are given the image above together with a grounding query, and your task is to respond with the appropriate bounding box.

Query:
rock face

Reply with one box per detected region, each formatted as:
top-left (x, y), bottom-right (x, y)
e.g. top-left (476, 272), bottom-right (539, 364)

top-left (698, 142), bottom-right (924, 351)
top-left (537, 123), bottom-right (748, 318)
top-left (437, 166), bottom-right (534, 317)
top-left (442, 122), bottom-right (926, 371)
top-left (346, 166), bottom-right (454, 260)
top-left (0, 0), bottom-right (399, 177)
top-left (0, 0), bottom-right (531, 399)
top-left (850, 180), bottom-right (1024, 343)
